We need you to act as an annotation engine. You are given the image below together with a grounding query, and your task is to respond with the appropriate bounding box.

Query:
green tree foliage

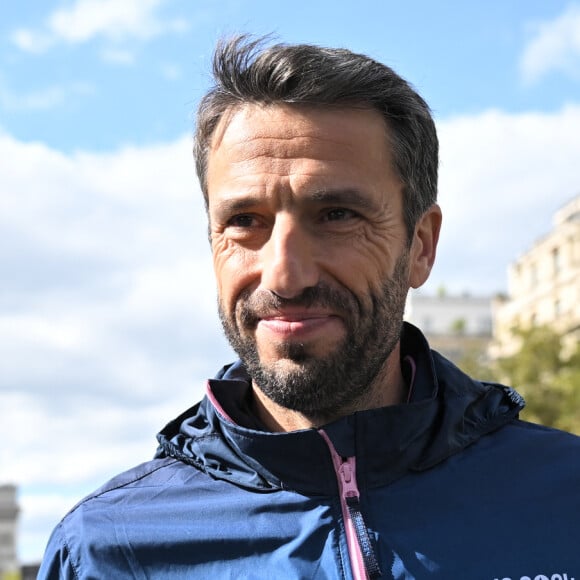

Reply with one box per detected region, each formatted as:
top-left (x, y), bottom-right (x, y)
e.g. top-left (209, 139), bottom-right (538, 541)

top-left (450, 317), bottom-right (466, 335)
top-left (456, 344), bottom-right (497, 382)
top-left (0, 570), bottom-right (22, 580)
top-left (495, 326), bottom-right (580, 435)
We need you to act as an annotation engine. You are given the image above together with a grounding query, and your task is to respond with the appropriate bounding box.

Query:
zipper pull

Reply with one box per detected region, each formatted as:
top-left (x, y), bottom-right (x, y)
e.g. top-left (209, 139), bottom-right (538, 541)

top-left (337, 460), bottom-right (381, 579)
top-left (338, 460), bottom-right (358, 497)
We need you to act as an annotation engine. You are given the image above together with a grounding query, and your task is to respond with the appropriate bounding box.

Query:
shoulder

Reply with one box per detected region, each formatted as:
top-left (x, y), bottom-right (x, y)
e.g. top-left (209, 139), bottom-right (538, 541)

top-left (499, 418), bottom-right (580, 458)
top-left (481, 416), bottom-right (580, 453)
top-left (462, 418), bottom-right (580, 485)
top-left (38, 456), bottom-right (209, 579)
top-left (64, 455), bottom-right (212, 522)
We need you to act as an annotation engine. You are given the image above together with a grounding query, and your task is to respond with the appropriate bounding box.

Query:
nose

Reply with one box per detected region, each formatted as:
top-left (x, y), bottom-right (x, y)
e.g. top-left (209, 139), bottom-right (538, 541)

top-left (260, 214), bottom-right (319, 299)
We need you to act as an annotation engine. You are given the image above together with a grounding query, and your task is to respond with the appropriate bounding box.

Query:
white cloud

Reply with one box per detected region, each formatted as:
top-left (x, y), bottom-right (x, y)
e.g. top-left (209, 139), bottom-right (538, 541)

top-left (0, 131), bottom-right (232, 562)
top-left (18, 492), bottom-right (85, 564)
top-left (520, 3), bottom-right (580, 83)
top-left (10, 28), bottom-right (53, 53)
top-left (11, 0), bottom-right (189, 54)
top-left (0, 81), bottom-right (93, 111)
top-left (3, 101), bottom-right (580, 563)
top-left (0, 131), bottom-right (230, 404)
top-left (429, 103), bottom-right (580, 294)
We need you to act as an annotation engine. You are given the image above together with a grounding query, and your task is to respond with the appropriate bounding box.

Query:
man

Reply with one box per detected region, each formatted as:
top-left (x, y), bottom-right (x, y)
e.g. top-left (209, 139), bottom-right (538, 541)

top-left (40, 37), bottom-right (580, 579)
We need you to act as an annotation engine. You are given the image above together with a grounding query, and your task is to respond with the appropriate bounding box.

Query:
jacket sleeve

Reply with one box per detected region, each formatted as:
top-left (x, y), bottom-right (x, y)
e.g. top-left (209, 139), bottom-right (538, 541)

top-left (37, 522), bottom-right (79, 580)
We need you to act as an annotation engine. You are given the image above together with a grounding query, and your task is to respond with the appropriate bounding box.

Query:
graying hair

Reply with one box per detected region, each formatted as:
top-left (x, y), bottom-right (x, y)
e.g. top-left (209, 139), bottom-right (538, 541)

top-left (194, 35), bottom-right (438, 239)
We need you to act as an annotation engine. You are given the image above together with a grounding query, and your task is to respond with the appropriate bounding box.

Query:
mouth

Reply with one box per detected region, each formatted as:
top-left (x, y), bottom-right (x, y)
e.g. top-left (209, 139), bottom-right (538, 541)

top-left (257, 311), bottom-right (343, 340)
top-left (235, 284), bottom-right (355, 340)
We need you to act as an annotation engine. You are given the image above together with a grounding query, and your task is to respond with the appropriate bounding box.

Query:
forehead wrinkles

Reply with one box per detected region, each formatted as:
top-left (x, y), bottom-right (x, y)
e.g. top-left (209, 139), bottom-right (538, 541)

top-left (225, 129), bottom-right (364, 164)
top-left (226, 144), bottom-right (353, 183)
top-left (212, 103), bottom-right (390, 157)
top-left (222, 131), bottom-right (389, 187)
top-left (212, 139), bottom-right (369, 198)
top-left (207, 104), bottom-right (399, 206)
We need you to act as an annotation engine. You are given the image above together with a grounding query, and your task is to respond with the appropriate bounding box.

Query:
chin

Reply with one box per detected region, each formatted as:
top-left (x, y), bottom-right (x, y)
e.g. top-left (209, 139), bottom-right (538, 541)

top-left (259, 338), bottom-right (342, 363)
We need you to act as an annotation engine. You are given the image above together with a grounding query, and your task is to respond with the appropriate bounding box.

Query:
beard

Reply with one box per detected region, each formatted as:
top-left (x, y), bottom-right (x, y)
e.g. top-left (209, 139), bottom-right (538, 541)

top-left (218, 252), bottom-right (410, 418)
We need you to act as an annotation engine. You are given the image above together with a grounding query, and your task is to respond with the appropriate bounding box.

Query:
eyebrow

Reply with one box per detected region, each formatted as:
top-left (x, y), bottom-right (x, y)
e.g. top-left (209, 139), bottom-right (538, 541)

top-left (211, 188), bottom-right (382, 215)
top-left (308, 188), bottom-right (380, 212)
top-left (210, 196), bottom-right (263, 216)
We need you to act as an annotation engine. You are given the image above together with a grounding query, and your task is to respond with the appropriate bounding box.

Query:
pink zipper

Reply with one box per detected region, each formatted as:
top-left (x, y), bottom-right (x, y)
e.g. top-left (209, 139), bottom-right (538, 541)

top-left (319, 430), bottom-right (381, 580)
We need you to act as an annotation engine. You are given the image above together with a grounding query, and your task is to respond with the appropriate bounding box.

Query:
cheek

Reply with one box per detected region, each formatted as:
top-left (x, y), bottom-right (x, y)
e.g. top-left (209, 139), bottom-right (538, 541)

top-left (336, 231), bottom-right (405, 293)
top-left (212, 239), bottom-right (258, 307)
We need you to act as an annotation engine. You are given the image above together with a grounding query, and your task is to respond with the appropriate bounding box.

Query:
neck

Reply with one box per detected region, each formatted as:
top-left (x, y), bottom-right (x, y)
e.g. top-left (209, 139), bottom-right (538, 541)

top-left (251, 344), bottom-right (407, 432)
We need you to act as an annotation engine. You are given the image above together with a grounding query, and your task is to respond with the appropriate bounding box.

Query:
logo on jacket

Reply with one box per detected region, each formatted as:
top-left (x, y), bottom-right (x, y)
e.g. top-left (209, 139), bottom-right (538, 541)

top-left (494, 573), bottom-right (575, 580)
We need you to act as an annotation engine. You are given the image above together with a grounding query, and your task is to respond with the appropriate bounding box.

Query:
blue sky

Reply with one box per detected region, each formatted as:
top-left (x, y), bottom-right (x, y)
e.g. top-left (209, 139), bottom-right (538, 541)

top-left (1, 0), bottom-right (580, 564)
top-left (3, 1), bottom-right (578, 150)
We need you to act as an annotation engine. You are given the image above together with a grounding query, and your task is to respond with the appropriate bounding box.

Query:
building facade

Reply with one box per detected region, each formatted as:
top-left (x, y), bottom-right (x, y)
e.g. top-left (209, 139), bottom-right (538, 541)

top-left (492, 194), bottom-right (580, 357)
top-left (0, 484), bottom-right (19, 579)
top-left (405, 290), bottom-right (493, 364)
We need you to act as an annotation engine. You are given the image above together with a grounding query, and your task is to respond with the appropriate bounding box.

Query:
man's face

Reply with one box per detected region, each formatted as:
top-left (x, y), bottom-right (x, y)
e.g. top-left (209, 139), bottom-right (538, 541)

top-left (207, 104), bottom-right (435, 416)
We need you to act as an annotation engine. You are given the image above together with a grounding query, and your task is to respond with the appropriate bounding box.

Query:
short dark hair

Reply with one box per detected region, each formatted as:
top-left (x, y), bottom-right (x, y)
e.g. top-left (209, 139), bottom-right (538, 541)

top-left (194, 35), bottom-right (438, 239)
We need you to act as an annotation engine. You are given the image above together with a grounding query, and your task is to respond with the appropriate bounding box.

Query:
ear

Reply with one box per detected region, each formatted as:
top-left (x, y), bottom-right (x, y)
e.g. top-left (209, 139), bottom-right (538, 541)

top-left (408, 204), bottom-right (442, 289)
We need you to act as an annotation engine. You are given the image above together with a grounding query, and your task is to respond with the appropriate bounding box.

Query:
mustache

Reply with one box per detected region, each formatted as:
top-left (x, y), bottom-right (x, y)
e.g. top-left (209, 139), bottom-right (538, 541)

top-left (236, 284), bottom-right (360, 329)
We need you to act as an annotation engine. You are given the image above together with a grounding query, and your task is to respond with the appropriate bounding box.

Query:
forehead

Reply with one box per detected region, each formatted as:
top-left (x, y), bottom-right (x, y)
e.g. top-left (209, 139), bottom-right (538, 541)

top-left (206, 103), bottom-right (397, 192)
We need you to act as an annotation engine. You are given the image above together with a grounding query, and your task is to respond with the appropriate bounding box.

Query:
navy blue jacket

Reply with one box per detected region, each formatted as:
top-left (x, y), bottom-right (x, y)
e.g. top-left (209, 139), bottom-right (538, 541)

top-left (39, 324), bottom-right (580, 579)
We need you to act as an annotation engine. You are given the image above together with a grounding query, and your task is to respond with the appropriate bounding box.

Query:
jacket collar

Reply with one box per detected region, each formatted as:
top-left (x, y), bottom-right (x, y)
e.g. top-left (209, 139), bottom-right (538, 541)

top-left (156, 323), bottom-right (524, 494)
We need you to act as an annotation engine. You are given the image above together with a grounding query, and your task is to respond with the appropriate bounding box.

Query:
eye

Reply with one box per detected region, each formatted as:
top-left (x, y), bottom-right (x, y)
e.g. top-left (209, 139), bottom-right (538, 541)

top-left (322, 208), bottom-right (359, 222)
top-left (227, 214), bottom-right (257, 228)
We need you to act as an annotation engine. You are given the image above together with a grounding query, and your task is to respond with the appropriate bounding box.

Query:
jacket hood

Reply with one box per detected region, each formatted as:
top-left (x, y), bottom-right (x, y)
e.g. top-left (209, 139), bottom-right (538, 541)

top-left (155, 323), bottom-right (524, 494)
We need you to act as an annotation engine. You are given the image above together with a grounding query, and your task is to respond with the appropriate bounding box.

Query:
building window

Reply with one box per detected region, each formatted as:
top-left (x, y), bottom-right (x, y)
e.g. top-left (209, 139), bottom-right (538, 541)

top-left (530, 263), bottom-right (538, 288)
top-left (477, 317), bottom-right (492, 334)
top-left (552, 247), bottom-right (562, 275)
top-left (513, 262), bottom-right (521, 285)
